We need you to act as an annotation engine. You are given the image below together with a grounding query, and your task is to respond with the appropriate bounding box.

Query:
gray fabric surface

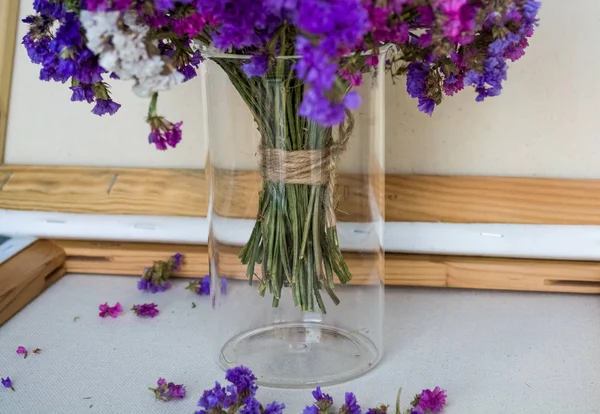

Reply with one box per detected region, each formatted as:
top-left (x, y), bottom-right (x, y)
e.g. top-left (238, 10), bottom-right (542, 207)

top-left (0, 274), bottom-right (598, 413)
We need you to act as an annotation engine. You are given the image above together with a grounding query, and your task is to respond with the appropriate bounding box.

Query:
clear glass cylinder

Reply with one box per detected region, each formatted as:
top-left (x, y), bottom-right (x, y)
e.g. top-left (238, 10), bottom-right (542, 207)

top-left (205, 50), bottom-right (386, 388)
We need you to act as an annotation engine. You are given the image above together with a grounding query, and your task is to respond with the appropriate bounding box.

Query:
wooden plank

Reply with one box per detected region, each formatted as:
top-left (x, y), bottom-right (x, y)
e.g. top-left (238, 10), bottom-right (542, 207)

top-left (386, 175), bottom-right (600, 224)
top-left (0, 0), bottom-right (20, 162)
top-left (0, 240), bottom-right (66, 326)
top-left (5, 165), bottom-right (600, 224)
top-left (0, 165), bottom-right (206, 216)
top-left (52, 240), bottom-right (600, 294)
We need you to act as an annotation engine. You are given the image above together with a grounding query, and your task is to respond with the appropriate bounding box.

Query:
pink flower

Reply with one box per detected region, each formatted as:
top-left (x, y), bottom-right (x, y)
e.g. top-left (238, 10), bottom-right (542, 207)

top-left (418, 386), bottom-right (447, 412)
top-left (16, 346), bottom-right (28, 359)
top-left (98, 302), bottom-right (123, 318)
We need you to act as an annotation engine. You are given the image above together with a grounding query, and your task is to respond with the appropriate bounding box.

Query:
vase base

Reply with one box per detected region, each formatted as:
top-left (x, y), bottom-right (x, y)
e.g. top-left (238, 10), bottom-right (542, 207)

top-left (219, 322), bottom-right (380, 388)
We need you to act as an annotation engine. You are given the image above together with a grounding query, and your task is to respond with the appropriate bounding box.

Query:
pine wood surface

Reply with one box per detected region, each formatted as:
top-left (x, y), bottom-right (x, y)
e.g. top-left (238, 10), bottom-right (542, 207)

top-left (0, 240), bottom-right (66, 326)
top-left (52, 240), bottom-right (600, 294)
top-left (4, 165), bottom-right (600, 224)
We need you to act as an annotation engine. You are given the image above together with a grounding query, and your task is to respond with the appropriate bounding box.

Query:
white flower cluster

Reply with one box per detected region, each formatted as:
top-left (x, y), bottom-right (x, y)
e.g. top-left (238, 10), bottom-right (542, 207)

top-left (80, 10), bottom-right (184, 98)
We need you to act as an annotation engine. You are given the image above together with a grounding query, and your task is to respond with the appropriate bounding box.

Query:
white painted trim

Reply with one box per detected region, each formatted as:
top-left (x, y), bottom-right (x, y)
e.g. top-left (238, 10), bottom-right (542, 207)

top-left (3, 209), bottom-right (600, 260)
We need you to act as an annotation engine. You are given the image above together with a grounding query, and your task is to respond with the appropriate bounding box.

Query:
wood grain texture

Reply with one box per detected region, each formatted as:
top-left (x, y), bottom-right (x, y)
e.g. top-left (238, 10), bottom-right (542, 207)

top-left (0, 165), bottom-right (206, 216)
top-left (0, 240), bottom-right (66, 326)
top-left (6, 165), bottom-right (600, 224)
top-left (0, 0), bottom-right (20, 162)
top-left (52, 240), bottom-right (600, 294)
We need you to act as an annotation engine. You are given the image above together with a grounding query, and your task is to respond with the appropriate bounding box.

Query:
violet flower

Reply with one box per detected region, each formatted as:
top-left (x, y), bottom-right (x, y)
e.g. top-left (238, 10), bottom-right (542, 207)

top-left (1, 377), bottom-right (14, 391)
top-left (339, 392), bottom-right (361, 414)
top-left (187, 275), bottom-right (228, 296)
top-left (138, 253), bottom-right (182, 293)
top-left (16, 346), bottom-right (28, 359)
top-left (264, 401), bottom-right (286, 414)
top-left (150, 377), bottom-right (186, 401)
top-left (225, 366), bottom-right (258, 398)
top-left (98, 302), bottom-right (123, 318)
top-left (311, 386), bottom-right (333, 411)
top-left (131, 303), bottom-right (160, 318)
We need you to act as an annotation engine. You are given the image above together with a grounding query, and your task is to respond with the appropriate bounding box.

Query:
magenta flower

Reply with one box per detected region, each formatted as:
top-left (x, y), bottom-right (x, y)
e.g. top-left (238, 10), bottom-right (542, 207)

top-left (131, 303), bottom-right (160, 318)
top-left (150, 377), bottom-right (186, 401)
top-left (16, 346), bottom-right (28, 358)
top-left (98, 302), bottom-right (123, 318)
top-left (418, 387), bottom-right (447, 412)
top-left (1, 377), bottom-right (14, 391)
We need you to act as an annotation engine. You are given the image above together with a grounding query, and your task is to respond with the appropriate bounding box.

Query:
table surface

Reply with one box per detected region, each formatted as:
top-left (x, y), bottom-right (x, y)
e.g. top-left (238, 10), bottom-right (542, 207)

top-left (0, 274), bottom-right (599, 413)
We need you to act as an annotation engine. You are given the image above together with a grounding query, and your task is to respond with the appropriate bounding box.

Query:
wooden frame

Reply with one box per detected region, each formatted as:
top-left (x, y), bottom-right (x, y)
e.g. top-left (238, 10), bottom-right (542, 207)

top-left (1, 6), bottom-right (599, 302)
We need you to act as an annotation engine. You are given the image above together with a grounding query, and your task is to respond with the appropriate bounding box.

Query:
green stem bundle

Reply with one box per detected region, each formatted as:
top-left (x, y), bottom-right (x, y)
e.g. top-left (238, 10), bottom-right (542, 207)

top-left (215, 57), bottom-right (352, 313)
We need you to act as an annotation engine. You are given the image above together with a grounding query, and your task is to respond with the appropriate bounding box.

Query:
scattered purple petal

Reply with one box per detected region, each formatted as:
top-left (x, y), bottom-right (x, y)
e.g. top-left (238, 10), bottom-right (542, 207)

top-left (131, 303), bottom-right (160, 318)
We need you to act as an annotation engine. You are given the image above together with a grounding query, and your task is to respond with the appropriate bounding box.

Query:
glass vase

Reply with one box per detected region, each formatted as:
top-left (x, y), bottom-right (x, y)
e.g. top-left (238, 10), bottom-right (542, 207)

top-left (205, 49), bottom-right (386, 388)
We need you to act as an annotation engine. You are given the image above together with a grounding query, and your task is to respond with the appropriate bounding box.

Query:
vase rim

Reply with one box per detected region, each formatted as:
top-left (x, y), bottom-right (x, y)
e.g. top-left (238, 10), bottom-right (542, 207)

top-left (199, 43), bottom-right (395, 60)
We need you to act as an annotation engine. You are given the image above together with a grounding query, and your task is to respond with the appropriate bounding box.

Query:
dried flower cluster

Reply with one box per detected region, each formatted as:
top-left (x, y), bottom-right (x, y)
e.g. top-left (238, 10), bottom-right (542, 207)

top-left (197, 366), bottom-right (447, 414)
top-left (23, 0), bottom-right (540, 148)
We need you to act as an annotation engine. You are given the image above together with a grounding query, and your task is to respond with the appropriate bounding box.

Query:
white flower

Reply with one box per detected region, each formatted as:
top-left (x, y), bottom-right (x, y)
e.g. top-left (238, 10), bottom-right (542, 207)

top-left (79, 10), bottom-right (184, 95)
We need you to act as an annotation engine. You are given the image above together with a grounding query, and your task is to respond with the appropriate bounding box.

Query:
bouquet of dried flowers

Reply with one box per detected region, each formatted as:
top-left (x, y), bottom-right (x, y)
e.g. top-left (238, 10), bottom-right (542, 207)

top-left (23, 0), bottom-right (541, 312)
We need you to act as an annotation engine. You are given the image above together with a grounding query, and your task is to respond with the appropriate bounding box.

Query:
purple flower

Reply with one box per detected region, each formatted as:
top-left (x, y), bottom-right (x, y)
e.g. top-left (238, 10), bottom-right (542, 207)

top-left (196, 381), bottom-right (239, 413)
top-left (312, 386), bottom-right (333, 404)
top-left (131, 303), bottom-right (160, 318)
top-left (178, 65), bottom-right (197, 82)
top-left (92, 99), bottom-right (121, 116)
top-left (240, 397), bottom-right (262, 414)
top-left (410, 406), bottom-right (424, 414)
top-left (417, 98), bottom-right (435, 116)
top-left (242, 55), bottom-right (270, 78)
top-left (138, 278), bottom-right (171, 293)
top-left (303, 406), bottom-right (319, 414)
top-left (340, 392), bottom-right (361, 414)
top-left (225, 366), bottom-right (258, 398)
top-left (70, 84), bottom-right (95, 103)
top-left (406, 63), bottom-right (429, 99)
top-left (148, 117), bottom-right (183, 150)
top-left (264, 401), bottom-right (286, 414)
top-left (16, 346), bottom-right (28, 358)
top-left (312, 386), bottom-right (334, 411)
top-left (343, 91), bottom-right (361, 111)
top-left (1, 377), bottom-right (14, 391)
top-left (98, 302), bottom-right (123, 318)
top-left (418, 387), bottom-right (447, 412)
top-left (150, 377), bottom-right (186, 401)
top-left (187, 276), bottom-right (211, 296)
top-left (170, 253), bottom-right (183, 271)
top-left (442, 73), bottom-right (464, 97)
